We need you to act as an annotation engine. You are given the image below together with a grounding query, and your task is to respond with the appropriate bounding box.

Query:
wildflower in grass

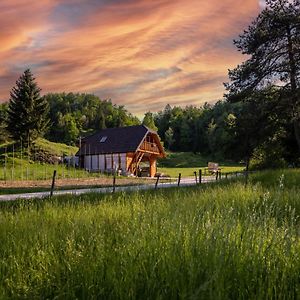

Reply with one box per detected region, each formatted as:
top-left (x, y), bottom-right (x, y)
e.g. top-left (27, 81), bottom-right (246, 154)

top-left (279, 174), bottom-right (285, 190)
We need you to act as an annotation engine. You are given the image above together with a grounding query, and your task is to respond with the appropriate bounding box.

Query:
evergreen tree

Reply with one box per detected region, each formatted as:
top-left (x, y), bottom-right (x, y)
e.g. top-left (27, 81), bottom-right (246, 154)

top-left (7, 69), bottom-right (49, 145)
top-left (164, 127), bottom-right (175, 149)
top-left (0, 103), bottom-right (8, 143)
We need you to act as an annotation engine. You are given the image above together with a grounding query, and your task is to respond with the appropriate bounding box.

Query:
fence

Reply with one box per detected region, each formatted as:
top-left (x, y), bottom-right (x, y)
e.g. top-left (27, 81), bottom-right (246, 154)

top-left (0, 145), bottom-right (108, 182)
top-left (0, 169), bottom-right (252, 201)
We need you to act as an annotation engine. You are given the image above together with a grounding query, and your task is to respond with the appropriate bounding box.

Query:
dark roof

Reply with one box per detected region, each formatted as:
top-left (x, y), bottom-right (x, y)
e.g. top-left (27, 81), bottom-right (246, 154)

top-left (76, 125), bottom-right (154, 155)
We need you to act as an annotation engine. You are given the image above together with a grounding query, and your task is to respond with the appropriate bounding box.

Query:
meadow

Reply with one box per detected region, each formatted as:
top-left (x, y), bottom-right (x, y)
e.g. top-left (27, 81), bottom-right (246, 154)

top-left (157, 151), bottom-right (245, 177)
top-left (0, 169), bottom-right (299, 299)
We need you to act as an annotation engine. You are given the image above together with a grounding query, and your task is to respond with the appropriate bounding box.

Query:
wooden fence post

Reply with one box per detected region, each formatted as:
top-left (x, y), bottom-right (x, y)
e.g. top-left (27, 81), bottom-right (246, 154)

top-left (4, 147), bottom-right (7, 184)
top-left (225, 173), bottom-right (228, 180)
top-left (155, 175), bottom-right (160, 190)
top-left (193, 171), bottom-right (197, 184)
top-left (177, 173), bottom-right (181, 187)
top-left (50, 170), bottom-right (57, 197)
top-left (199, 169), bottom-right (202, 184)
top-left (245, 170), bottom-right (249, 187)
top-left (219, 171), bottom-right (222, 180)
top-left (112, 173), bottom-right (116, 193)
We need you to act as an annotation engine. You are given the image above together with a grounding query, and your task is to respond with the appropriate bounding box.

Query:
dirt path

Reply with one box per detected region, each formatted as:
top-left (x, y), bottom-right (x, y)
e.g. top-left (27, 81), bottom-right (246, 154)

top-left (0, 177), bottom-right (153, 188)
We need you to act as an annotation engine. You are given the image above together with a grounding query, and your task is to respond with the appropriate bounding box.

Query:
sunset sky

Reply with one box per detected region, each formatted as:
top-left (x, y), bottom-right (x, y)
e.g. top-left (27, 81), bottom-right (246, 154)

top-left (0, 0), bottom-right (263, 115)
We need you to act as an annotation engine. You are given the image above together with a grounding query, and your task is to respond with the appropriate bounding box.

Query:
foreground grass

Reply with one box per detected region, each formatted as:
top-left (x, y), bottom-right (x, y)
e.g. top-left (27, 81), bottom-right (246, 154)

top-left (0, 170), bottom-right (299, 299)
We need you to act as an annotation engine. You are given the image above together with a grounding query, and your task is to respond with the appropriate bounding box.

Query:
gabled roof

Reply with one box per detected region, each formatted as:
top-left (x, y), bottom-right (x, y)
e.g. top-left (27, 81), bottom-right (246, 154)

top-left (76, 125), bottom-right (162, 155)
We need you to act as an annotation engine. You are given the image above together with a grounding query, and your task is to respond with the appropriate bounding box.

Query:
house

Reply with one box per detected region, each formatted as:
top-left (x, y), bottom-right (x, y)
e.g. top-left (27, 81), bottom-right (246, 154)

top-left (76, 125), bottom-right (166, 177)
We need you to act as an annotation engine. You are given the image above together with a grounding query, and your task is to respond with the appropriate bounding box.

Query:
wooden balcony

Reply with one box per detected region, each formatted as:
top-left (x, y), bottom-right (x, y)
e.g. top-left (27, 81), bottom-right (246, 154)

top-left (139, 141), bottom-right (160, 154)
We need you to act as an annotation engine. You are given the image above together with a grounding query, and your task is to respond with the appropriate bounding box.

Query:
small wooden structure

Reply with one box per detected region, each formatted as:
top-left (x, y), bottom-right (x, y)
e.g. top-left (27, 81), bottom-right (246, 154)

top-left (205, 162), bottom-right (221, 175)
top-left (76, 125), bottom-right (165, 177)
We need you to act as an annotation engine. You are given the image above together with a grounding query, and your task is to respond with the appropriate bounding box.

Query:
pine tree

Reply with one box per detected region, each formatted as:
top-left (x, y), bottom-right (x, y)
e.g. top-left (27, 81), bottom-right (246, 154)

top-left (7, 69), bottom-right (49, 145)
top-left (225, 0), bottom-right (300, 153)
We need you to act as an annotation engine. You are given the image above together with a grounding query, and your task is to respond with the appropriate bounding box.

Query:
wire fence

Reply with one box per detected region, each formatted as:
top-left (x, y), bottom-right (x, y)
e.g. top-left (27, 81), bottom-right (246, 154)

top-left (0, 145), bottom-right (249, 194)
top-left (0, 170), bottom-right (252, 201)
top-left (0, 144), bottom-right (110, 182)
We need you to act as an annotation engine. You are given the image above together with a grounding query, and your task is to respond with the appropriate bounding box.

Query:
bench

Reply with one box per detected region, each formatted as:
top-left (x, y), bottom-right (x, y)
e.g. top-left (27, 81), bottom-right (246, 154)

top-left (204, 162), bottom-right (221, 175)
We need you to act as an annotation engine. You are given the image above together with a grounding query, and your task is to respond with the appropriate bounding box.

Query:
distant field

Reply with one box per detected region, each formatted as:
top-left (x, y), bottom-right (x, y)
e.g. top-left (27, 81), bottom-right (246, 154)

top-left (158, 151), bottom-right (242, 168)
top-left (157, 152), bottom-right (244, 177)
top-left (158, 166), bottom-right (245, 177)
top-left (0, 169), bottom-right (299, 299)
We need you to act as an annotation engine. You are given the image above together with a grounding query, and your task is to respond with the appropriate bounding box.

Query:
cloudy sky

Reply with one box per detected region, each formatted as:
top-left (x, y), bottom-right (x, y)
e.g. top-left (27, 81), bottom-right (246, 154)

top-left (0, 0), bottom-right (262, 115)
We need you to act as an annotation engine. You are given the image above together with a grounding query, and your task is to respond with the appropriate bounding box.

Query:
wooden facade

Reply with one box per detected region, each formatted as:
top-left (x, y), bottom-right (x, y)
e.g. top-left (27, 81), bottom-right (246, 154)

top-left (76, 125), bottom-right (165, 177)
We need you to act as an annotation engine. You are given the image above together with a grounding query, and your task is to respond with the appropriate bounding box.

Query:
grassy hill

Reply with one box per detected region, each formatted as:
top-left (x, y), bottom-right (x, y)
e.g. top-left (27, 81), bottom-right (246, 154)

top-left (0, 138), bottom-right (78, 162)
top-left (0, 169), bottom-right (299, 299)
top-left (34, 138), bottom-right (78, 156)
top-left (0, 138), bottom-right (83, 181)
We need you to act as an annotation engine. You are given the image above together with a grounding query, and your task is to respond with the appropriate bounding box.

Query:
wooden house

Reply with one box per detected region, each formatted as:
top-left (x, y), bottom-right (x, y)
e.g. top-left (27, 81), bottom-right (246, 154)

top-left (76, 125), bottom-right (165, 177)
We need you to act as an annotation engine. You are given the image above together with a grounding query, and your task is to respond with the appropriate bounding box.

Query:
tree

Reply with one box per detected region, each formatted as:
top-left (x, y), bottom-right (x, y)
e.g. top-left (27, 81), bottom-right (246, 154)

top-left (44, 93), bottom-right (140, 144)
top-left (0, 103), bottom-right (8, 143)
top-left (61, 114), bottom-right (80, 145)
top-left (142, 112), bottom-right (158, 131)
top-left (225, 88), bottom-right (284, 170)
top-left (7, 69), bottom-right (49, 145)
top-left (225, 0), bottom-right (300, 153)
top-left (164, 127), bottom-right (175, 149)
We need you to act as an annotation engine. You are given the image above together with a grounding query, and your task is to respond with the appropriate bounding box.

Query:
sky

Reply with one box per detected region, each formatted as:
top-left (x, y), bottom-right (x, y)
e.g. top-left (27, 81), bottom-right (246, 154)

top-left (0, 0), bottom-right (263, 115)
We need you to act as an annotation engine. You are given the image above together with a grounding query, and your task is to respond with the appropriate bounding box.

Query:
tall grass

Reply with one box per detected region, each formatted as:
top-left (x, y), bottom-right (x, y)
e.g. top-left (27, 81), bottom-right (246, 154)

top-left (0, 170), bottom-right (299, 299)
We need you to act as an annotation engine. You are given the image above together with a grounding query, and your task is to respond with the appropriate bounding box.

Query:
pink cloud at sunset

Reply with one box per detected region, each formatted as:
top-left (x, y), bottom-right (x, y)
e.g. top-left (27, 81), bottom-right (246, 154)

top-left (0, 0), bottom-right (260, 115)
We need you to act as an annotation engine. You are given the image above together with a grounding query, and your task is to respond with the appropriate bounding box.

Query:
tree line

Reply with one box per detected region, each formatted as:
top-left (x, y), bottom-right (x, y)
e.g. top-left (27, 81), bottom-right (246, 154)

top-left (0, 70), bottom-right (140, 146)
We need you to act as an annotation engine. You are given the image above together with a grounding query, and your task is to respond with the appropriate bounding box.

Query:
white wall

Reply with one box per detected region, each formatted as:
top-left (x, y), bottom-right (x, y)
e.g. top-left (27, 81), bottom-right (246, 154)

top-left (84, 153), bottom-right (127, 172)
top-left (84, 155), bottom-right (91, 170)
top-left (91, 155), bottom-right (98, 171)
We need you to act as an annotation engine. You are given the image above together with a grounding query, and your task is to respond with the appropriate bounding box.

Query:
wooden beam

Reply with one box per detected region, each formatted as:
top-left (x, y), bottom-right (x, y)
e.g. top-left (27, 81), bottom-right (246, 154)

top-left (149, 156), bottom-right (157, 178)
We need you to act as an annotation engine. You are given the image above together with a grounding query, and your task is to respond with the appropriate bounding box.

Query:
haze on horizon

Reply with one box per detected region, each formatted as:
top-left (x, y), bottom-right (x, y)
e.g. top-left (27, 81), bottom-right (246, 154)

top-left (0, 0), bottom-right (263, 115)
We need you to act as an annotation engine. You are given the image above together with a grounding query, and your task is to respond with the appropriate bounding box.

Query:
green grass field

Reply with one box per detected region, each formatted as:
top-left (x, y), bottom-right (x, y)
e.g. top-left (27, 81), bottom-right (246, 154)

top-left (0, 158), bottom-right (100, 181)
top-left (0, 169), bottom-right (299, 299)
top-left (157, 152), bottom-right (245, 177)
top-left (158, 151), bottom-right (242, 168)
top-left (0, 138), bottom-right (88, 181)
top-left (158, 166), bottom-right (244, 177)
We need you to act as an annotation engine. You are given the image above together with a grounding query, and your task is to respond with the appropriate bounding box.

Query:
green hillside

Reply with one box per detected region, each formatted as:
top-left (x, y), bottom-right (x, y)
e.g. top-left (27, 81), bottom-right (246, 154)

top-left (0, 139), bottom-right (82, 181)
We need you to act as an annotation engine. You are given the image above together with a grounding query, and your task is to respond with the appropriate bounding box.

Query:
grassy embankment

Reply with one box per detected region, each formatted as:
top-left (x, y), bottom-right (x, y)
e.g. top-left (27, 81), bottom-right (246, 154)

top-left (0, 169), bottom-right (299, 299)
top-left (0, 138), bottom-right (91, 181)
top-left (157, 151), bottom-right (245, 177)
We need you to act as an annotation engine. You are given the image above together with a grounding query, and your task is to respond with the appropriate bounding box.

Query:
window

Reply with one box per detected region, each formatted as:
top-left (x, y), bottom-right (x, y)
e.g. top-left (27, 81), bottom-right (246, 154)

top-left (100, 136), bottom-right (107, 143)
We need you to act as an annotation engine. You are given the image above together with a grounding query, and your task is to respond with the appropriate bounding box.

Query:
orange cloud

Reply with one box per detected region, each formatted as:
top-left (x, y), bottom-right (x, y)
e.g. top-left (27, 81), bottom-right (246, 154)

top-left (0, 0), bottom-right (259, 114)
